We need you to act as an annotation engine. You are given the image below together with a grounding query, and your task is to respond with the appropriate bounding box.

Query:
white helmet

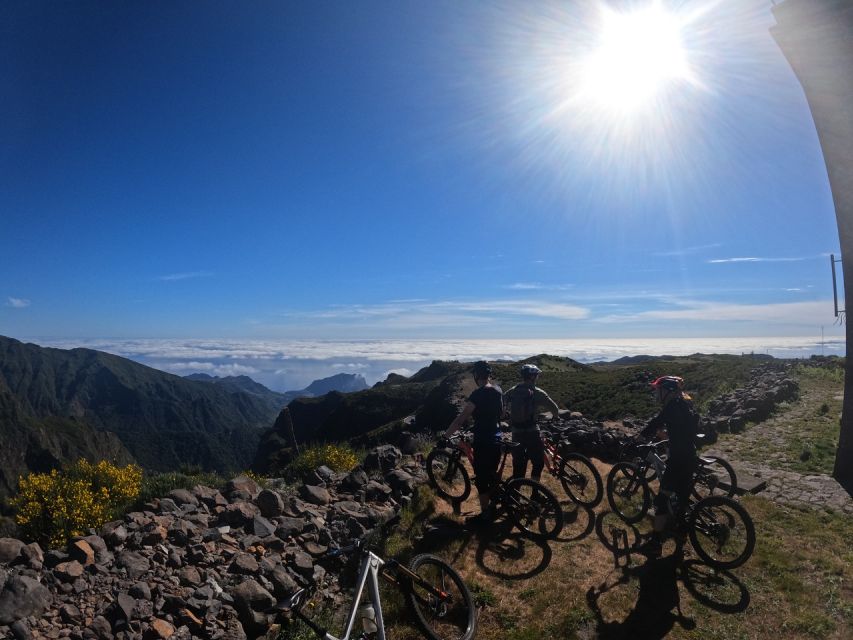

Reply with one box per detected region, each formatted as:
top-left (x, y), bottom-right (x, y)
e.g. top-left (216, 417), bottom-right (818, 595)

top-left (520, 364), bottom-right (541, 378)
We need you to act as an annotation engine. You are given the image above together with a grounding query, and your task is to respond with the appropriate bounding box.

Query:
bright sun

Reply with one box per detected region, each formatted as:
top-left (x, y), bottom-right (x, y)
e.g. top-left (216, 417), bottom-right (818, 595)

top-left (579, 2), bottom-right (693, 115)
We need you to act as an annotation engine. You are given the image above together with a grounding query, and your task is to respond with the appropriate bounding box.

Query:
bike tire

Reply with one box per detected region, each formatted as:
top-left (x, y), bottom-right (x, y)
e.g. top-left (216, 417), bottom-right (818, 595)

top-left (606, 462), bottom-right (651, 524)
top-left (504, 478), bottom-right (564, 540)
top-left (404, 554), bottom-right (477, 640)
top-left (693, 456), bottom-right (738, 499)
top-left (558, 452), bottom-right (604, 508)
top-left (426, 449), bottom-right (471, 502)
top-left (688, 495), bottom-right (755, 570)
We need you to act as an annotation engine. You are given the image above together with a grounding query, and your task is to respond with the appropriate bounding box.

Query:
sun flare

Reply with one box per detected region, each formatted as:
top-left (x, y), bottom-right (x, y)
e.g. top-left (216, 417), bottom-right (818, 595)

top-left (579, 2), bottom-right (693, 115)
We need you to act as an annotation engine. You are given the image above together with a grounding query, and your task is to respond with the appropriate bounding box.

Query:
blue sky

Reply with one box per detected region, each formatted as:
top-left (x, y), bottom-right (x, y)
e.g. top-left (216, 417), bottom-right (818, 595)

top-left (0, 0), bottom-right (844, 345)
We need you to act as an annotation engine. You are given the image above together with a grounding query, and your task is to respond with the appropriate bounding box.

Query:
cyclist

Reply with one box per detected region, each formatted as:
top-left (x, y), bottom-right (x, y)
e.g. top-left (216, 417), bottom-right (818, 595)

top-left (640, 375), bottom-right (700, 555)
top-left (505, 363), bottom-right (562, 482)
top-left (443, 360), bottom-right (504, 527)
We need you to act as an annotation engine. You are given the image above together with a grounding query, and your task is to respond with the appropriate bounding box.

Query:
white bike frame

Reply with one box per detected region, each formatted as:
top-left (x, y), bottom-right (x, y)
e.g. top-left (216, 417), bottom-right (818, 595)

top-left (324, 550), bottom-right (388, 640)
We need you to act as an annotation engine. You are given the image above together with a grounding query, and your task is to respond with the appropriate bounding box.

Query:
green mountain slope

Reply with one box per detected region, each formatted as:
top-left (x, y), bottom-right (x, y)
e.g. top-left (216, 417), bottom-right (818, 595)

top-left (0, 336), bottom-right (286, 502)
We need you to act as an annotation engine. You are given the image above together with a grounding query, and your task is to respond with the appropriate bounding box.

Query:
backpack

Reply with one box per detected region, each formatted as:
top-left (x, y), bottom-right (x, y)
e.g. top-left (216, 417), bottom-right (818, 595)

top-left (509, 385), bottom-right (536, 426)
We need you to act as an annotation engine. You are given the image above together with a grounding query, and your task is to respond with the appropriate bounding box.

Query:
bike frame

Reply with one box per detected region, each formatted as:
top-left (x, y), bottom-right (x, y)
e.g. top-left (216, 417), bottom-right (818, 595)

top-left (540, 432), bottom-right (564, 476)
top-left (288, 549), bottom-right (392, 640)
top-left (447, 432), bottom-right (512, 478)
top-left (643, 447), bottom-right (667, 480)
top-left (319, 550), bottom-right (388, 640)
top-left (292, 546), bottom-right (452, 640)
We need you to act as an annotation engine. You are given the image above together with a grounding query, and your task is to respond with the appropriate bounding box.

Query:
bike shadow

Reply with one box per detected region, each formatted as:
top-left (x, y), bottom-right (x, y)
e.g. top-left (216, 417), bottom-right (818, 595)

top-left (680, 559), bottom-right (750, 614)
top-left (474, 522), bottom-right (553, 581)
top-left (556, 500), bottom-right (595, 543)
top-left (587, 510), bottom-right (751, 638)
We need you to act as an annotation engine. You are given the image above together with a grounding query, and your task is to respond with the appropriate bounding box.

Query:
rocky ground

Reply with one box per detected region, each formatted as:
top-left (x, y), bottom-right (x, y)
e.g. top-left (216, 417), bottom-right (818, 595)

top-left (0, 446), bottom-right (426, 640)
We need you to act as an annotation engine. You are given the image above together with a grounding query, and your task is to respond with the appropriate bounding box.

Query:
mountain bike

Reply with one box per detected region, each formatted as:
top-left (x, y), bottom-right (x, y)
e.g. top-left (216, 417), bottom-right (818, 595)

top-left (606, 442), bottom-right (754, 569)
top-left (540, 423), bottom-right (603, 507)
top-left (275, 537), bottom-right (476, 640)
top-left (607, 439), bottom-right (737, 521)
top-left (426, 432), bottom-right (564, 539)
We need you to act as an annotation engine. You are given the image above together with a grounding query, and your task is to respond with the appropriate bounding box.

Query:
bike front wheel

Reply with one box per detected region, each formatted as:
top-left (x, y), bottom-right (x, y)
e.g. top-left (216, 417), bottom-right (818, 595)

top-left (693, 456), bottom-right (738, 499)
top-left (688, 495), bottom-right (755, 570)
top-left (504, 478), bottom-right (564, 540)
top-left (558, 452), bottom-right (604, 508)
top-left (405, 554), bottom-right (477, 640)
top-left (606, 462), bottom-right (651, 524)
top-left (426, 449), bottom-right (471, 502)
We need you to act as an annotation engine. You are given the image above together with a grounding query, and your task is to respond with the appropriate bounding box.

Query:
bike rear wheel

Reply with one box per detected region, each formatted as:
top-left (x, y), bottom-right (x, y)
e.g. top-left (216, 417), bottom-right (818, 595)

top-left (606, 462), bottom-right (651, 524)
top-left (405, 554), bottom-right (476, 640)
top-left (504, 478), bottom-right (564, 540)
top-left (426, 449), bottom-right (471, 502)
top-left (558, 452), bottom-right (603, 508)
top-left (693, 456), bottom-right (738, 499)
top-left (688, 495), bottom-right (755, 570)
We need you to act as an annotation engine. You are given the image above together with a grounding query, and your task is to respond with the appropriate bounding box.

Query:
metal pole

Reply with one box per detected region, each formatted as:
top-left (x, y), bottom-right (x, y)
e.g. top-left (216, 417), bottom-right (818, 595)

top-left (831, 254), bottom-right (839, 317)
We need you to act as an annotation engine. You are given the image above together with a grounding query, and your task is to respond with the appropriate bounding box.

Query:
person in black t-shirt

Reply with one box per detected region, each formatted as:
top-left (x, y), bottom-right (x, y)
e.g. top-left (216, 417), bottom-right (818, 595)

top-left (443, 360), bottom-right (503, 526)
top-left (640, 375), bottom-right (699, 554)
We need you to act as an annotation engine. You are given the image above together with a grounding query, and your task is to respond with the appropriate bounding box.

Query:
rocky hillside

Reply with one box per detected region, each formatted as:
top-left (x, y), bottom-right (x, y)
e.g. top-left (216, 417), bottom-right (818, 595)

top-left (252, 361), bottom-right (470, 474)
top-left (0, 337), bottom-right (287, 504)
top-left (0, 445), bottom-right (424, 640)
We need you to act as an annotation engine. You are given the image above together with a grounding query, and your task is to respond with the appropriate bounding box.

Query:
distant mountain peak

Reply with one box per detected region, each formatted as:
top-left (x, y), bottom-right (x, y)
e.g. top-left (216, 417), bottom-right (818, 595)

top-left (303, 373), bottom-right (368, 396)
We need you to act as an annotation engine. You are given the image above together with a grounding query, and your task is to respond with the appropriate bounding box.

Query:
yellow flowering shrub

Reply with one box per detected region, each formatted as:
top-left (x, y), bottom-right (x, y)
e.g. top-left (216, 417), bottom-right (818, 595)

top-left (11, 460), bottom-right (142, 548)
top-left (287, 444), bottom-right (359, 478)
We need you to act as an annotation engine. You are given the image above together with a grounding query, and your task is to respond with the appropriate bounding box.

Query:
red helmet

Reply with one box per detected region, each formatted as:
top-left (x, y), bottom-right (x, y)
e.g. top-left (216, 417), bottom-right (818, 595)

top-left (651, 376), bottom-right (684, 392)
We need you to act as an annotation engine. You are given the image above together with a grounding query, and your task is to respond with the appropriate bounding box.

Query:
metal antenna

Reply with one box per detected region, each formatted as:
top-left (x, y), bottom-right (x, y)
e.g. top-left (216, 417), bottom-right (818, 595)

top-left (830, 254), bottom-right (845, 323)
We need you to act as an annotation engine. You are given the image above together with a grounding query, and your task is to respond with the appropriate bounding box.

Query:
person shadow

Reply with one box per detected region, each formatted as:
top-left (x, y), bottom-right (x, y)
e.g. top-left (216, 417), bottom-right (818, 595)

top-left (587, 510), bottom-right (750, 639)
top-left (587, 553), bottom-right (696, 640)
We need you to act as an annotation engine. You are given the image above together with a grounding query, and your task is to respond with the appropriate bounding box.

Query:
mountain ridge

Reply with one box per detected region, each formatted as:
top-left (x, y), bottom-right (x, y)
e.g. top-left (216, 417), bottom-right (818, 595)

top-left (0, 336), bottom-right (281, 503)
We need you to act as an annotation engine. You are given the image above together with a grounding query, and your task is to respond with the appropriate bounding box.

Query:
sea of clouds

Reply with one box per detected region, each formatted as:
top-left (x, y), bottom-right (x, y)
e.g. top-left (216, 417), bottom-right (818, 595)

top-left (30, 336), bottom-right (845, 393)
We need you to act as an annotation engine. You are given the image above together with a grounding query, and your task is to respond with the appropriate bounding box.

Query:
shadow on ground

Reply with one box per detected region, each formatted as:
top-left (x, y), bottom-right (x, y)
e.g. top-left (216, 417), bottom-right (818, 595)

top-left (585, 510), bottom-right (751, 639)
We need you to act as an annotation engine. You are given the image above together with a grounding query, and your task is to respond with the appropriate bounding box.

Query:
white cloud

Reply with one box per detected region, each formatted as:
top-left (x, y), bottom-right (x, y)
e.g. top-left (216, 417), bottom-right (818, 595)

top-left (707, 256), bottom-right (811, 264)
top-left (6, 297), bottom-right (30, 308)
top-left (284, 298), bottom-right (590, 326)
top-left (156, 361), bottom-right (259, 377)
top-left (158, 271), bottom-right (214, 282)
top-left (652, 243), bottom-right (722, 257)
top-left (505, 282), bottom-right (574, 291)
top-left (331, 363), bottom-right (369, 370)
top-left (597, 300), bottom-right (835, 326)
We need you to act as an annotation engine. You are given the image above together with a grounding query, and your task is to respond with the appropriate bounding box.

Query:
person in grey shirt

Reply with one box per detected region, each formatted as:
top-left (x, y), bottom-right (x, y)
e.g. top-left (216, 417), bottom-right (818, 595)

top-left (505, 364), bottom-right (562, 481)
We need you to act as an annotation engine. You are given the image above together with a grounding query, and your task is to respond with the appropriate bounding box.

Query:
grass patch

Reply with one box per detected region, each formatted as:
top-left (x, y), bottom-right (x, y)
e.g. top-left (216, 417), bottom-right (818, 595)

top-left (137, 468), bottom-right (224, 506)
top-left (470, 582), bottom-right (498, 607)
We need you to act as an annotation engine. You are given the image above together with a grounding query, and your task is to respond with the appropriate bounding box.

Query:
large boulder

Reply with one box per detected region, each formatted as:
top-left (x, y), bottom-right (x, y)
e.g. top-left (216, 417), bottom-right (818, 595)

top-left (231, 579), bottom-right (275, 637)
top-left (0, 538), bottom-right (24, 564)
top-left (364, 445), bottom-right (403, 472)
top-left (0, 575), bottom-right (51, 625)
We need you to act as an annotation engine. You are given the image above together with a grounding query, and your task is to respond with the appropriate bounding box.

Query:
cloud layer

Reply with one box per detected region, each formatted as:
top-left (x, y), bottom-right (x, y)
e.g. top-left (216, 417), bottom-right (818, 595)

top-left (30, 335), bottom-right (844, 393)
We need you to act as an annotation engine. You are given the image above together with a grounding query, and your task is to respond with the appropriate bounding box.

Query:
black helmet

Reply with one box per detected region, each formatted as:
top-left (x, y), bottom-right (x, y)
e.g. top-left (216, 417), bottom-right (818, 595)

top-left (472, 361), bottom-right (492, 378)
